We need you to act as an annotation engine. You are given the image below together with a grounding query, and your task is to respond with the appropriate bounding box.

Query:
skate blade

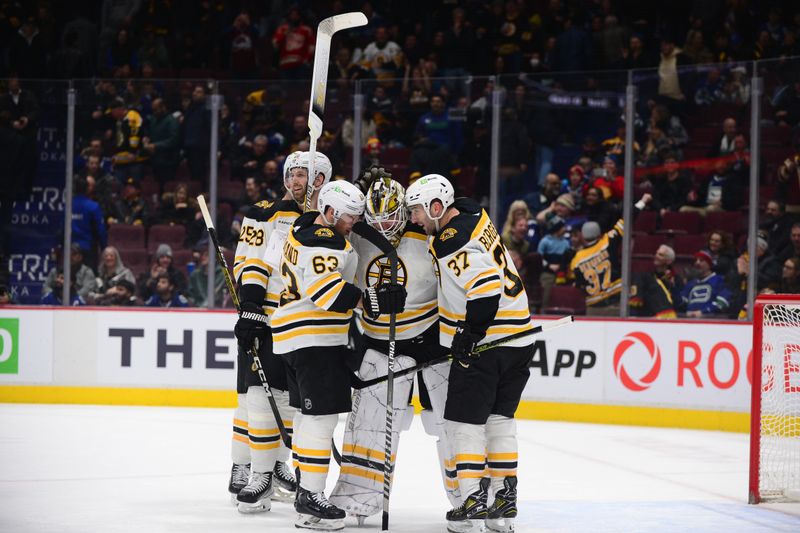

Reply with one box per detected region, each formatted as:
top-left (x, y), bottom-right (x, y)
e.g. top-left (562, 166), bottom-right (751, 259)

top-left (447, 518), bottom-right (487, 533)
top-left (271, 484), bottom-right (296, 503)
top-left (236, 499), bottom-right (271, 513)
top-left (486, 517), bottom-right (514, 532)
top-left (295, 513), bottom-right (344, 531)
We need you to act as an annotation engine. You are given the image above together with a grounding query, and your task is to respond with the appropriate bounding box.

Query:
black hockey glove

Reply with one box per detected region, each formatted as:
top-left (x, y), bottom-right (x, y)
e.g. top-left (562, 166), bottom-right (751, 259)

top-left (234, 301), bottom-right (268, 349)
top-left (354, 165), bottom-right (392, 194)
top-left (451, 321), bottom-right (484, 365)
top-left (363, 283), bottom-right (407, 319)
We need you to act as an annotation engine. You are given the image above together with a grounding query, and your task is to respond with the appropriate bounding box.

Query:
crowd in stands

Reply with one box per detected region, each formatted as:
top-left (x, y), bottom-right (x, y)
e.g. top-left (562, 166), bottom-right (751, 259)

top-left (3, 1), bottom-right (800, 314)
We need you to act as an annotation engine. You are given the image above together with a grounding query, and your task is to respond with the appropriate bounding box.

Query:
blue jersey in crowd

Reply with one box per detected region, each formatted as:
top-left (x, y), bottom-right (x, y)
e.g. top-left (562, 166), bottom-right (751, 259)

top-left (680, 273), bottom-right (732, 315)
top-left (72, 194), bottom-right (107, 253)
top-left (145, 293), bottom-right (189, 308)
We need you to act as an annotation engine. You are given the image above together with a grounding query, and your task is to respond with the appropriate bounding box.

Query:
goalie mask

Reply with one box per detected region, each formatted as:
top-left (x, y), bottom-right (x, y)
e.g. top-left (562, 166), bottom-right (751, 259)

top-left (317, 180), bottom-right (366, 225)
top-left (365, 177), bottom-right (407, 243)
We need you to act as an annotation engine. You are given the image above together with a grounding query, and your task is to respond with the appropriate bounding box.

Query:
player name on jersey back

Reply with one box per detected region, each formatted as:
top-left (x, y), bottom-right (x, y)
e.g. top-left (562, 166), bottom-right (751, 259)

top-left (430, 199), bottom-right (533, 349)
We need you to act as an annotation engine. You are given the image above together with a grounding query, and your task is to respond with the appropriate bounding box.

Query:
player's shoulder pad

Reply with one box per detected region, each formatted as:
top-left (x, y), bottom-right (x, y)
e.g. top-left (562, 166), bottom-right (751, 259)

top-left (243, 200), bottom-right (276, 221)
top-left (401, 221), bottom-right (427, 241)
top-left (269, 198), bottom-right (303, 220)
top-left (431, 211), bottom-right (480, 259)
top-left (292, 212), bottom-right (347, 251)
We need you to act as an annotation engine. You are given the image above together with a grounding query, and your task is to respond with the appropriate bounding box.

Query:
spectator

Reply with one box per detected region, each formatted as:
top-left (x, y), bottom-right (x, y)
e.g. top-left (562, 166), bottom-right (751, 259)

top-left (72, 176), bottom-right (108, 268)
top-left (42, 245), bottom-right (96, 302)
top-left (561, 165), bottom-right (588, 212)
top-left (601, 122), bottom-right (640, 163)
top-left (721, 66), bottom-right (750, 105)
top-left (109, 179), bottom-right (150, 226)
top-left (760, 200), bottom-right (793, 255)
top-left (183, 85), bottom-right (211, 182)
top-left (40, 268), bottom-right (87, 306)
top-left (138, 244), bottom-right (187, 301)
top-left (694, 68), bottom-right (725, 106)
top-left (629, 245), bottom-right (680, 319)
top-left (226, 12), bottom-right (259, 78)
top-left (774, 257), bottom-right (800, 294)
top-left (361, 26), bottom-right (404, 82)
top-left (708, 117), bottom-right (738, 158)
top-left (638, 126), bottom-right (672, 168)
top-left (49, 29), bottom-right (92, 78)
top-left (778, 223), bottom-right (800, 262)
top-left (679, 251), bottom-right (732, 317)
top-left (554, 17), bottom-right (591, 72)
top-left (592, 156), bottom-right (624, 202)
top-left (502, 199), bottom-right (537, 246)
top-left (105, 28), bottom-right (138, 73)
top-left (91, 246), bottom-right (136, 302)
top-left (241, 176), bottom-right (268, 206)
top-left (683, 28), bottom-right (713, 64)
top-left (415, 95), bottom-right (463, 154)
top-left (536, 193), bottom-right (576, 227)
top-left (0, 78), bottom-right (39, 205)
top-left (235, 134), bottom-right (271, 180)
top-left (706, 230), bottom-right (737, 280)
top-left (80, 153), bottom-right (116, 218)
top-left (537, 173), bottom-right (563, 212)
top-left (501, 215), bottom-right (530, 256)
top-left (650, 104), bottom-right (688, 157)
top-left (106, 97), bottom-right (147, 183)
top-left (144, 98), bottom-right (180, 183)
top-left (97, 278), bottom-right (140, 306)
top-left (731, 236), bottom-right (782, 316)
top-left (272, 6), bottom-right (314, 79)
top-left (262, 160), bottom-right (281, 193)
top-left (583, 186), bottom-right (617, 233)
top-left (144, 272), bottom-right (189, 307)
top-left (8, 16), bottom-right (47, 78)
top-left (652, 153), bottom-right (692, 215)
top-left (653, 244), bottom-right (684, 302)
top-left (615, 33), bottom-right (655, 70)
top-left (442, 7), bottom-right (475, 77)
top-left (138, 31), bottom-right (170, 68)
top-left (681, 160), bottom-right (744, 214)
top-left (537, 215), bottom-right (571, 308)
top-left (773, 79), bottom-right (800, 127)
top-left (158, 183), bottom-right (196, 227)
top-left (656, 36), bottom-right (691, 116)
top-left (187, 244), bottom-right (225, 307)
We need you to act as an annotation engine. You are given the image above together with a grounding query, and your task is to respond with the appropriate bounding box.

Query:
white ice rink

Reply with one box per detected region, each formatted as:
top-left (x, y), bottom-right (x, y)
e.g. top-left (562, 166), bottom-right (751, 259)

top-left (1, 403), bottom-right (799, 532)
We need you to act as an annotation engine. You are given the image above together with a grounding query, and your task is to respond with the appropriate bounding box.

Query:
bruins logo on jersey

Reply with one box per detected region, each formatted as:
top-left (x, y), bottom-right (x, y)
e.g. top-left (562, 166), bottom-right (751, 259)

top-left (315, 227), bottom-right (334, 238)
top-left (440, 228), bottom-right (458, 241)
top-left (255, 200), bottom-right (273, 208)
top-left (366, 255), bottom-right (408, 287)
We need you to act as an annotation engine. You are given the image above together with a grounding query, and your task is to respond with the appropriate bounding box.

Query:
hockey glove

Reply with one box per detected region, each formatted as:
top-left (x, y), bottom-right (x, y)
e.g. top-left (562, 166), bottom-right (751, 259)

top-left (363, 283), bottom-right (407, 319)
top-left (451, 321), bottom-right (484, 365)
top-left (354, 165), bottom-right (392, 194)
top-left (234, 301), bottom-right (269, 349)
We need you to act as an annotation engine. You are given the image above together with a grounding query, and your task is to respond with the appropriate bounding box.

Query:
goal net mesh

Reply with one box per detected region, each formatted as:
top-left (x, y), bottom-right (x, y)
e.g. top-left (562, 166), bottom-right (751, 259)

top-left (757, 302), bottom-right (800, 501)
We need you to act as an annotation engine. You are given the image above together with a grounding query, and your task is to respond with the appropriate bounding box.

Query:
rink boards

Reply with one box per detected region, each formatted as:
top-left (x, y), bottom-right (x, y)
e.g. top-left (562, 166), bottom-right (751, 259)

top-left (0, 307), bottom-right (765, 432)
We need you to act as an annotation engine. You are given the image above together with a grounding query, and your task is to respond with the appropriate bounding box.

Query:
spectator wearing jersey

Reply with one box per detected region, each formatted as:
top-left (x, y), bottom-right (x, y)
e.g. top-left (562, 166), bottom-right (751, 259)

top-left (272, 7), bottom-right (314, 79)
top-left (40, 267), bottom-right (87, 306)
top-left (630, 245), bottom-right (681, 318)
top-left (144, 272), bottom-right (189, 307)
top-left (361, 26), bottom-right (403, 82)
top-left (415, 95), bottom-right (463, 154)
top-left (138, 244), bottom-right (187, 301)
top-left (107, 97), bottom-right (147, 183)
top-left (143, 98), bottom-right (180, 183)
top-left (681, 159), bottom-right (744, 214)
top-left (72, 175), bottom-right (108, 268)
top-left (591, 156), bottom-right (624, 202)
top-left (680, 250), bottom-right (732, 318)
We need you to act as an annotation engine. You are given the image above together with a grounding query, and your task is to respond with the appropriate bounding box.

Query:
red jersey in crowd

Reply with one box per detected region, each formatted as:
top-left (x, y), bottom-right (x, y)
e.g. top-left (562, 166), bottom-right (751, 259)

top-left (272, 23), bottom-right (315, 69)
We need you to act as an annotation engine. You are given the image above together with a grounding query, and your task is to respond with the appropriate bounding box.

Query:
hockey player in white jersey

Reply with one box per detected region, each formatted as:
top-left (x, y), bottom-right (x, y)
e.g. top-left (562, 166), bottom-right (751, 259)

top-left (271, 180), bottom-right (406, 530)
top-left (328, 171), bottom-right (460, 522)
top-left (406, 174), bottom-right (534, 533)
top-left (228, 151), bottom-right (332, 512)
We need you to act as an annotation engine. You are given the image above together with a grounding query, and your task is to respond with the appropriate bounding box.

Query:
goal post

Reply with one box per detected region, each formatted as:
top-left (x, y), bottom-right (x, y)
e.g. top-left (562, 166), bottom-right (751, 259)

top-left (749, 294), bottom-right (800, 503)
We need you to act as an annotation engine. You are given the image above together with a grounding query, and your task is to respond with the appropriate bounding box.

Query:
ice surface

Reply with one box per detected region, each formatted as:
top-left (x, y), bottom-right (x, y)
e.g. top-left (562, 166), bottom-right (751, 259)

top-left (1, 404), bottom-right (799, 532)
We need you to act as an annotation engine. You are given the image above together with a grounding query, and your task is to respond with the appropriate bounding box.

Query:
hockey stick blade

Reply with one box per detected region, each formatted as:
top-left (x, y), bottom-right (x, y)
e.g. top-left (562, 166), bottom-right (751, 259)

top-left (352, 316), bottom-right (575, 389)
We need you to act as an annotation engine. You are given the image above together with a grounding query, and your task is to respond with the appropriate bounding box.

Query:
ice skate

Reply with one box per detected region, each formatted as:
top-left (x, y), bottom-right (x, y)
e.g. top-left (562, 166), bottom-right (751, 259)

top-left (271, 460), bottom-right (297, 503)
top-left (295, 486), bottom-right (345, 531)
top-left (236, 471), bottom-right (273, 513)
top-left (228, 463), bottom-right (250, 506)
top-left (446, 477), bottom-right (489, 533)
top-left (485, 476), bottom-right (517, 532)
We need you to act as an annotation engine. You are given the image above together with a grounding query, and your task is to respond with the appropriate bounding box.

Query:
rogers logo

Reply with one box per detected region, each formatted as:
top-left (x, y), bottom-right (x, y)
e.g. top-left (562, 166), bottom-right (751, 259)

top-left (614, 332), bottom-right (661, 391)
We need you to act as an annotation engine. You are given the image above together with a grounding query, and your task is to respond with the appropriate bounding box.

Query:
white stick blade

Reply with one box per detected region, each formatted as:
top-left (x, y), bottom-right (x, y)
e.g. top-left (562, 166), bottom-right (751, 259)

top-left (196, 195), bottom-right (214, 229)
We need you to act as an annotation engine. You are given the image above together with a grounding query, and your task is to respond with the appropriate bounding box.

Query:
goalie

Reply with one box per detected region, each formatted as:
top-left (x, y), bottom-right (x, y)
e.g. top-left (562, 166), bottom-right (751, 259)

top-left (329, 169), bottom-right (461, 521)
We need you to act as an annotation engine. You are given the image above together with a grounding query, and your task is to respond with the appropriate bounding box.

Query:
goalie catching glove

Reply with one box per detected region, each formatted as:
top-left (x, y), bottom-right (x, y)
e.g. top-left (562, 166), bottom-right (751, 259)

top-left (234, 301), bottom-right (269, 348)
top-left (362, 283), bottom-right (406, 319)
top-left (451, 321), bottom-right (485, 365)
top-left (355, 165), bottom-right (392, 195)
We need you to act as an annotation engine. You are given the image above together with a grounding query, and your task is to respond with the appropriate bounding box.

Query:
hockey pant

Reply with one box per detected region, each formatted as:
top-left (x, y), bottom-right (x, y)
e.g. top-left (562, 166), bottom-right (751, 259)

top-left (231, 386), bottom-right (296, 472)
top-left (445, 414), bottom-right (518, 500)
top-left (329, 349), bottom-right (459, 516)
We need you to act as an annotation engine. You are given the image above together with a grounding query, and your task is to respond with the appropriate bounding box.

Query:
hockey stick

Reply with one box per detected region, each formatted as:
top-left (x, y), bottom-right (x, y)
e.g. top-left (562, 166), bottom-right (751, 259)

top-left (305, 12), bottom-right (368, 212)
top-left (352, 315), bottom-right (575, 390)
top-left (197, 195), bottom-right (293, 451)
top-left (351, 221), bottom-right (398, 531)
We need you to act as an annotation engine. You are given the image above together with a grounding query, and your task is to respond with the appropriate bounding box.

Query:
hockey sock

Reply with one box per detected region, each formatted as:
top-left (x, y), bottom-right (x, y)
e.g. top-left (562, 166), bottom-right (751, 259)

top-left (231, 393), bottom-right (250, 465)
top-left (246, 386), bottom-right (280, 472)
top-left (445, 419), bottom-right (487, 499)
top-left (293, 413), bottom-right (338, 493)
top-left (486, 414), bottom-right (518, 494)
top-left (274, 389), bottom-right (296, 463)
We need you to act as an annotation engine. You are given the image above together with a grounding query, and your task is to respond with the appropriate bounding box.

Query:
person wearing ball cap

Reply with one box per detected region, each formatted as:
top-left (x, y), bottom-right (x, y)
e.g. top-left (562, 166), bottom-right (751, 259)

top-left (679, 249), bottom-right (733, 318)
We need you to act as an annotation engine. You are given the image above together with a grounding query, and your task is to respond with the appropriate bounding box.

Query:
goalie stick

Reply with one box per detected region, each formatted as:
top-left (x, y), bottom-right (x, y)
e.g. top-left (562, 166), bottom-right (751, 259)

top-left (198, 195), bottom-right (343, 466)
top-left (305, 12), bottom-right (368, 212)
top-left (351, 221), bottom-right (398, 531)
top-left (352, 315), bottom-right (575, 390)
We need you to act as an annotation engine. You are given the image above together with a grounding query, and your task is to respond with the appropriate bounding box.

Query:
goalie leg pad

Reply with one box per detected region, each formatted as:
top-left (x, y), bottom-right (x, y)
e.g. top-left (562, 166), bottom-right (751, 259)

top-left (421, 362), bottom-right (461, 505)
top-left (446, 419), bottom-right (487, 500)
top-left (486, 415), bottom-right (518, 494)
top-left (293, 413), bottom-right (338, 493)
top-left (328, 349), bottom-right (415, 518)
top-left (246, 386), bottom-right (281, 473)
top-left (231, 393), bottom-right (250, 465)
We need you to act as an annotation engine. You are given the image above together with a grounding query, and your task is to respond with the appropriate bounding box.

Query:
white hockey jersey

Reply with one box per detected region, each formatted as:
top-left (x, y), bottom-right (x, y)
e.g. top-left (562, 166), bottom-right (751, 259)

top-left (351, 223), bottom-right (438, 341)
top-left (271, 212), bottom-right (360, 355)
top-left (429, 199), bottom-right (533, 349)
top-left (233, 199), bottom-right (302, 318)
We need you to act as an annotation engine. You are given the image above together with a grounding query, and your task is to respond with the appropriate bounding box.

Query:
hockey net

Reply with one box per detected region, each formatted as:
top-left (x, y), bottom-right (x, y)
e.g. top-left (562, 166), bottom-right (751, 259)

top-left (749, 295), bottom-right (800, 503)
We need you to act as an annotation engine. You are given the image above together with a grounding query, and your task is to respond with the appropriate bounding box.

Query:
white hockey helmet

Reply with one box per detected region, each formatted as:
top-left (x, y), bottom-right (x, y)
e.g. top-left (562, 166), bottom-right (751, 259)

top-left (365, 177), bottom-right (407, 241)
top-left (317, 180), bottom-right (366, 225)
top-left (405, 174), bottom-right (454, 221)
top-left (283, 151), bottom-right (333, 190)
